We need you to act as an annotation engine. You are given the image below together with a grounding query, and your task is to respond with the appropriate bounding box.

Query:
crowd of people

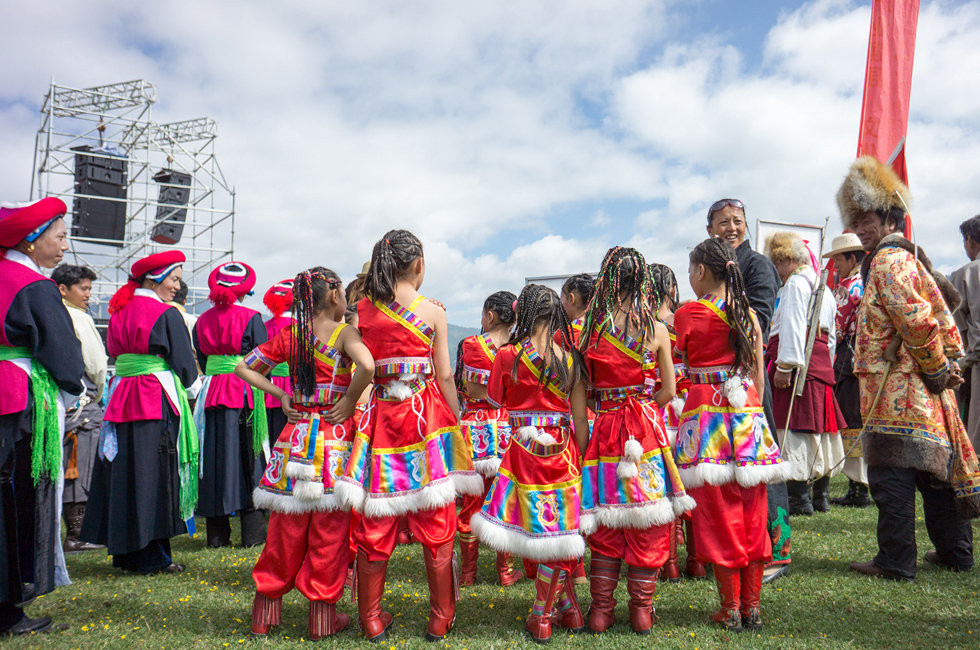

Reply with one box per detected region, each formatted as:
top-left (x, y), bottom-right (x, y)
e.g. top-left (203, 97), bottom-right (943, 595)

top-left (1, 154), bottom-right (977, 641)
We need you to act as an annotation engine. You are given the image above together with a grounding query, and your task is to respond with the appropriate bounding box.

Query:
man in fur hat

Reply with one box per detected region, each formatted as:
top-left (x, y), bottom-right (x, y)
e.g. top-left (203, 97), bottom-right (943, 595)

top-left (950, 215), bottom-right (980, 452)
top-left (840, 156), bottom-right (980, 581)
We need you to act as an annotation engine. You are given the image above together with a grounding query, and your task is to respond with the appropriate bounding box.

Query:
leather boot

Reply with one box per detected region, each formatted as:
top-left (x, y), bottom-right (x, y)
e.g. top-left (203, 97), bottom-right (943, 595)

top-left (250, 593), bottom-right (282, 638)
top-left (739, 560), bottom-right (764, 630)
top-left (684, 520), bottom-right (707, 578)
top-left (525, 565), bottom-right (563, 643)
top-left (662, 521), bottom-right (681, 583)
top-left (851, 482), bottom-right (871, 507)
top-left (423, 543), bottom-right (457, 641)
top-left (240, 509), bottom-right (267, 547)
top-left (830, 479), bottom-right (857, 506)
top-left (309, 600), bottom-right (350, 640)
top-left (787, 480), bottom-right (813, 516)
top-left (458, 532), bottom-right (480, 586)
top-left (63, 504), bottom-right (104, 553)
top-left (552, 571), bottom-right (585, 632)
top-left (523, 558), bottom-right (538, 580)
top-left (709, 565), bottom-right (742, 632)
top-left (811, 476), bottom-right (830, 513)
top-left (496, 552), bottom-right (524, 587)
top-left (587, 553), bottom-right (621, 633)
top-left (626, 565), bottom-right (659, 634)
top-left (206, 516), bottom-right (231, 548)
top-left (356, 549), bottom-right (393, 642)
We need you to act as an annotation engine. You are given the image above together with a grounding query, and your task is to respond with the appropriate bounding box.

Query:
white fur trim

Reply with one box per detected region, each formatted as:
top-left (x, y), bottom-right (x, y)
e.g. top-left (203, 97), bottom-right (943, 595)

top-left (516, 426), bottom-right (558, 445)
top-left (579, 513), bottom-right (598, 535)
top-left (470, 512), bottom-right (585, 562)
top-left (617, 460), bottom-right (638, 479)
top-left (335, 477), bottom-right (367, 511)
top-left (723, 377), bottom-right (747, 410)
top-left (252, 487), bottom-right (347, 515)
top-left (361, 478), bottom-right (457, 518)
top-left (671, 494), bottom-right (697, 516)
top-left (285, 461), bottom-right (316, 480)
top-left (623, 438), bottom-right (643, 463)
top-left (473, 457), bottom-right (502, 477)
top-left (292, 479), bottom-right (325, 501)
top-left (735, 461), bottom-right (795, 487)
top-left (385, 380), bottom-right (413, 401)
top-left (678, 462), bottom-right (736, 489)
top-left (670, 395), bottom-right (685, 418)
top-left (452, 471), bottom-right (487, 496)
top-left (583, 498), bottom-right (677, 530)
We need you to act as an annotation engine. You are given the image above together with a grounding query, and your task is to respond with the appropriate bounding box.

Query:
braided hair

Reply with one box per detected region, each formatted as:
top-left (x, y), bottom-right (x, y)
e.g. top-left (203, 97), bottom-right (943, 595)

top-left (510, 284), bottom-right (581, 392)
top-left (366, 229), bottom-right (424, 303)
top-left (452, 338), bottom-right (467, 394)
top-left (648, 263), bottom-right (678, 312)
top-left (689, 237), bottom-right (756, 374)
top-left (290, 266), bottom-right (343, 399)
top-left (483, 290), bottom-right (517, 329)
top-left (579, 247), bottom-right (657, 351)
top-left (561, 273), bottom-right (595, 307)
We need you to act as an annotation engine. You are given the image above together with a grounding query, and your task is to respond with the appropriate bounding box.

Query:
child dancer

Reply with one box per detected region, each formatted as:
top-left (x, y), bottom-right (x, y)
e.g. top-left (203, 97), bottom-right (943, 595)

top-left (578, 248), bottom-right (695, 635)
top-left (237, 267), bottom-right (374, 640)
top-left (455, 291), bottom-right (522, 586)
top-left (337, 229), bottom-right (483, 642)
top-left (650, 262), bottom-right (703, 581)
top-left (262, 279), bottom-right (295, 441)
top-left (471, 284), bottom-right (590, 643)
top-left (673, 238), bottom-right (792, 631)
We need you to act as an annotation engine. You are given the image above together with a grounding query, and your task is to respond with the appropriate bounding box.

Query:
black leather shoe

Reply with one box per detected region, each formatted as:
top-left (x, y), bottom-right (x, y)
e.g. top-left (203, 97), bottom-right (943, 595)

top-left (6, 616), bottom-right (53, 636)
top-left (925, 550), bottom-right (972, 572)
top-left (849, 560), bottom-right (913, 582)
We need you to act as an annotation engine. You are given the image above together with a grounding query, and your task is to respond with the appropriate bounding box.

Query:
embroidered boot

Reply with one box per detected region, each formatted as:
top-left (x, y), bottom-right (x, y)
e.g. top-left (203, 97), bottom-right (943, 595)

top-left (458, 532), bottom-right (480, 586)
top-left (250, 593), bottom-right (282, 638)
top-left (626, 565), bottom-right (659, 634)
top-left (739, 560), bottom-right (764, 630)
top-left (496, 552), bottom-right (525, 587)
top-left (684, 520), bottom-right (707, 578)
top-left (552, 570), bottom-right (585, 632)
top-left (662, 521), bottom-right (681, 583)
top-left (587, 553), bottom-right (621, 633)
top-left (525, 565), bottom-right (564, 643)
top-left (308, 600), bottom-right (350, 640)
top-left (710, 565), bottom-right (742, 632)
top-left (423, 543), bottom-right (457, 641)
top-left (355, 550), bottom-right (393, 642)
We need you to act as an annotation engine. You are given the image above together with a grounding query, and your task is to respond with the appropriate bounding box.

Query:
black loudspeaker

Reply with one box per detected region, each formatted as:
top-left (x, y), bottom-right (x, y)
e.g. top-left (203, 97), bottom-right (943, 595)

top-left (71, 146), bottom-right (128, 246)
top-left (151, 169), bottom-right (192, 245)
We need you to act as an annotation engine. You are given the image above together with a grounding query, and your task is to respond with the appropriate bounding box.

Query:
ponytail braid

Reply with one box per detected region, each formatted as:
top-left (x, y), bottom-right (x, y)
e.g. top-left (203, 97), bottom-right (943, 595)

top-left (483, 290), bottom-right (517, 329)
top-left (510, 284), bottom-right (581, 392)
top-left (290, 266), bottom-right (343, 398)
top-left (579, 246), bottom-right (657, 353)
top-left (648, 263), bottom-right (678, 313)
top-left (366, 229), bottom-right (424, 303)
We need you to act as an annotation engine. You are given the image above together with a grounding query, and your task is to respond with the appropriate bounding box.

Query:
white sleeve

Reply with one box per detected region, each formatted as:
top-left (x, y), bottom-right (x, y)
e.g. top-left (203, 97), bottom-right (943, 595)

top-left (775, 276), bottom-right (809, 369)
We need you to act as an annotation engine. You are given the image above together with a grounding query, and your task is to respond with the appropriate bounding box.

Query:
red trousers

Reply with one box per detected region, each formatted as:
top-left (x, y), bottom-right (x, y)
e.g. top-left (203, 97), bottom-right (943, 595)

top-left (588, 523), bottom-right (672, 569)
top-left (689, 482), bottom-right (770, 569)
top-left (457, 476), bottom-right (493, 534)
top-left (354, 504), bottom-right (456, 561)
top-left (253, 510), bottom-right (351, 602)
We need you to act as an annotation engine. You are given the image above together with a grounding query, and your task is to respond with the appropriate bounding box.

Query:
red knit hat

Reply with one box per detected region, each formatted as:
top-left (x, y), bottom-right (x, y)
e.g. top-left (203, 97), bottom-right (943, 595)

top-left (208, 261), bottom-right (257, 306)
top-left (0, 198), bottom-right (68, 248)
top-left (109, 250), bottom-right (186, 314)
top-left (263, 279), bottom-right (294, 318)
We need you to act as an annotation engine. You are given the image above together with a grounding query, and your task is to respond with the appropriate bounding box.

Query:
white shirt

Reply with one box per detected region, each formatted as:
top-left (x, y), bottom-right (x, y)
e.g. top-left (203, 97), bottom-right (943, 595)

top-left (769, 266), bottom-right (837, 369)
top-left (63, 300), bottom-right (108, 402)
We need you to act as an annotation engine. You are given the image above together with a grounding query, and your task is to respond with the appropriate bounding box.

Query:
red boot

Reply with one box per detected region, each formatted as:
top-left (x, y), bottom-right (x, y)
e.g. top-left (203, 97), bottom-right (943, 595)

top-left (552, 571), bottom-right (585, 632)
top-left (250, 593), bottom-right (281, 638)
top-left (356, 550), bottom-right (393, 642)
top-left (684, 520), bottom-right (707, 579)
top-left (525, 565), bottom-right (563, 642)
top-left (496, 552), bottom-right (525, 587)
top-left (308, 600), bottom-right (350, 640)
top-left (662, 521), bottom-right (681, 583)
top-left (626, 565), bottom-right (659, 634)
top-left (709, 565), bottom-right (742, 632)
top-left (423, 543), bottom-right (457, 641)
top-left (740, 560), bottom-right (764, 630)
top-left (587, 553), bottom-right (621, 633)
top-left (459, 532), bottom-right (480, 586)
top-left (571, 560), bottom-right (588, 586)
top-left (523, 558), bottom-right (538, 580)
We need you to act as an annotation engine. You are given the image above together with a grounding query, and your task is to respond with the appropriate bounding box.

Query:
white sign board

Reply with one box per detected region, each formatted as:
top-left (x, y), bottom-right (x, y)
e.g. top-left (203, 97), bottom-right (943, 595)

top-left (755, 219), bottom-right (825, 257)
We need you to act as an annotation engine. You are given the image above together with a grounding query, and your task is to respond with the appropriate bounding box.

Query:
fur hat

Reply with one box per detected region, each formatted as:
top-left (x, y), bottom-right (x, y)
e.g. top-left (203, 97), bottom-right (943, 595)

top-left (764, 231), bottom-right (808, 265)
top-left (836, 155), bottom-right (910, 231)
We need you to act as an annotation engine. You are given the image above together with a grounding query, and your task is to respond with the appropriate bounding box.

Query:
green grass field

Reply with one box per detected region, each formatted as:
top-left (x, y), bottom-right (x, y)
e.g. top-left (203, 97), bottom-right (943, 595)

top-left (8, 476), bottom-right (979, 649)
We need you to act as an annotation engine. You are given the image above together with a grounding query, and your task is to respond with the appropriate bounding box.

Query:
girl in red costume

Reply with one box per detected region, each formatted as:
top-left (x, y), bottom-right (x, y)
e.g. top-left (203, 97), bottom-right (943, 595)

top-left (337, 229), bottom-right (482, 642)
top-left (237, 267), bottom-right (374, 640)
top-left (673, 238), bottom-right (792, 631)
top-left (261, 279), bottom-right (295, 441)
top-left (578, 248), bottom-right (694, 635)
top-left (471, 284), bottom-right (590, 643)
top-left (455, 290), bottom-right (522, 586)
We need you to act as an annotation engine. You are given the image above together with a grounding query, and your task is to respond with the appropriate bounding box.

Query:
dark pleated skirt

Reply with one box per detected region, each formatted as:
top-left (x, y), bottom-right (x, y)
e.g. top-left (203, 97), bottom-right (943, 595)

top-left (196, 407), bottom-right (265, 517)
top-left (63, 422), bottom-right (101, 503)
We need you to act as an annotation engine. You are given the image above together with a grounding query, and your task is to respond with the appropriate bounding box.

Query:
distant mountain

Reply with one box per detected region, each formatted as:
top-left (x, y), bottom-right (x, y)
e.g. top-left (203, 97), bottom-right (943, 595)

top-left (448, 323), bottom-right (480, 367)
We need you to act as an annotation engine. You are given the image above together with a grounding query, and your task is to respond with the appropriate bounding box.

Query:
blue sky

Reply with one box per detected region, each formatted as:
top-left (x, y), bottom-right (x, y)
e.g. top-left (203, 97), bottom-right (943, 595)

top-left (1, 1), bottom-right (979, 326)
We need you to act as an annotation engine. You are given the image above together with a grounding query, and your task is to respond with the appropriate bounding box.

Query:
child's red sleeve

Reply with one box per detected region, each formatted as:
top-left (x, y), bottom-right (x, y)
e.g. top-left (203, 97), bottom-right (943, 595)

top-left (673, 305), bottom-right (691, 357)
top-left (243, 327), bottom-right (290, 374)
top-left (486, 347), bottom-right (509, 408)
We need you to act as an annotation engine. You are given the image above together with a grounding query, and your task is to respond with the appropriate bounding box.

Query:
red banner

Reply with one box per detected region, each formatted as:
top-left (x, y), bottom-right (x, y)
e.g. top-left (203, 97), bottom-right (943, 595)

top-left (855, 0), bottom-right (919, 237)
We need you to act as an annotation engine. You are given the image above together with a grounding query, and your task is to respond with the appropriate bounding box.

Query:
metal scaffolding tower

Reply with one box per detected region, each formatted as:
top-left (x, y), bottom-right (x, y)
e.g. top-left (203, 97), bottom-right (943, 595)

top-left (30, 79), bottom-right (236, 322)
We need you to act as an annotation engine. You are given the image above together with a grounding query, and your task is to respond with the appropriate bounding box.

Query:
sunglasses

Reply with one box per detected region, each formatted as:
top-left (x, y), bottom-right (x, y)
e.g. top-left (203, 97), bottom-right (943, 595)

top-left (707, 198), bottom-right (745, 222)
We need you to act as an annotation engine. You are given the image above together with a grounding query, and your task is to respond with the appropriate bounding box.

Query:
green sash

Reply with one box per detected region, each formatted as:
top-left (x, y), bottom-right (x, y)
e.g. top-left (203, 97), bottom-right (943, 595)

top-left (115, 353), bottom-right (199, 520)
top-left (204, 355), bottom-right (269, 453)
top-left (270, 363), bottom-right (290, 378)
top-left (0, 346), bottom-right (61, 484)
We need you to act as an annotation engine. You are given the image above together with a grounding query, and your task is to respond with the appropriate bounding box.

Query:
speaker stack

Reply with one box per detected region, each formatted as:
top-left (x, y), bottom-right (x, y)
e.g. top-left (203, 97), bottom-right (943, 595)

top-left (71, 145), bottom-right (128, 246)
top-left (151, 169), bottom-right (192, 245)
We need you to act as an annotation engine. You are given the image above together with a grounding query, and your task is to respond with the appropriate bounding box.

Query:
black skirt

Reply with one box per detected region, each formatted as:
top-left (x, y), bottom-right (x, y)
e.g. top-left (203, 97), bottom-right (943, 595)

top-left (195, 407), bottom-right (265, 517)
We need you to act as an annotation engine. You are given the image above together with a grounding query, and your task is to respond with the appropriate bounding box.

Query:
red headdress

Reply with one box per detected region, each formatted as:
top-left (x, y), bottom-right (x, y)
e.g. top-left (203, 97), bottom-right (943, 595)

top-left (263, 279), bottom-right (294, 318)
top-left (0, 198), bottom-right (68, 253)
top-left (109, 250), bottom-right (186, 314)
top-left (207, 261), bottom-right (257, 306)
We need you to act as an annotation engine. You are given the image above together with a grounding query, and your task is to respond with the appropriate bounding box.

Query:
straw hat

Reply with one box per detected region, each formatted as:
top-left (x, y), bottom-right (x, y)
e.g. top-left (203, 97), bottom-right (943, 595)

top-left (821, 233), bottom-right (865, 258)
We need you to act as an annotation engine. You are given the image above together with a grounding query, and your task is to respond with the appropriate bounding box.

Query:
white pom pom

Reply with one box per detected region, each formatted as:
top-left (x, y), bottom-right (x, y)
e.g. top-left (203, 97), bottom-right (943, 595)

top-left (670, 395), bottom-right (685, 418)
top-left (723, 376), bottom-right (747, 410)
top-left (617, 460), bottom-right (638, 479)
top-left (293, 479), bottom-right (325, 501)
top-left (386, 380), bottom-right (413, 401)
top-left (623, 438), bottom-right (643, 463)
